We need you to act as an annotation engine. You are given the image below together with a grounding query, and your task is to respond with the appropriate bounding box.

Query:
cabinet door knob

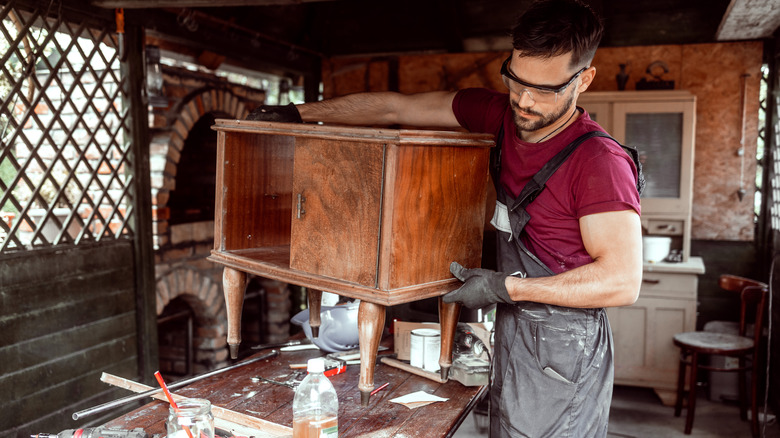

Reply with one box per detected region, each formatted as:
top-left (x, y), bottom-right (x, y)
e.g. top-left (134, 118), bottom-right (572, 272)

top-left (642, 278), bottom-right (661, 285)
top-left (296, 193), bottom-right (306, 219)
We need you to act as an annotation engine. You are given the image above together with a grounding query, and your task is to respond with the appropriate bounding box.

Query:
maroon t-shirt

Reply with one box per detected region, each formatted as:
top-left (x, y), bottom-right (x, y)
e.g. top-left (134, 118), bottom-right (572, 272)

top-left (453, 88), bottom-right (640, 273)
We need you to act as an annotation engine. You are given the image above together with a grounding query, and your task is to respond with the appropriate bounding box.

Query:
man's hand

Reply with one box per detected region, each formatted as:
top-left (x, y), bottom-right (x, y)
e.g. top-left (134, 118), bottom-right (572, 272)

top-left (246, 103), bottom-right (302, 123)
top-left (443, 262), bottom-right (513, 309)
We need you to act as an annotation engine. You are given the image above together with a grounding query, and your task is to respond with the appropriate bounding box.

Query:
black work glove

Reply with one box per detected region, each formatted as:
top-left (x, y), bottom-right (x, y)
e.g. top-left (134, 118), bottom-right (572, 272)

top-left (443, 262), bottom-right (513, 309)
top-left (246, 103), bottom-right (302, 123)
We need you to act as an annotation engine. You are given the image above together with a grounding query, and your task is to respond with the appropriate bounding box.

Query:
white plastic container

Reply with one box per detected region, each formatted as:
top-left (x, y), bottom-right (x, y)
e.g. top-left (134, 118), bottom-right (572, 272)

top-left (293, 358), bottom-right (339, 438)
top-left (642, 236), bottom-right (672, 263)
top-left (410, 328), bottom-right (441, 372)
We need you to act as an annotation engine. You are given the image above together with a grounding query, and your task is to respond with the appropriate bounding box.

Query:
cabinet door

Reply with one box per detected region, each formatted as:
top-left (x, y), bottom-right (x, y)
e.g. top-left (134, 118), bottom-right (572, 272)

top-left (607, 294), bottom-right (696, 389)
top-left (289, 138), bottom-right (385, 288)
top-left (611, 100), bottom-right (695, 215)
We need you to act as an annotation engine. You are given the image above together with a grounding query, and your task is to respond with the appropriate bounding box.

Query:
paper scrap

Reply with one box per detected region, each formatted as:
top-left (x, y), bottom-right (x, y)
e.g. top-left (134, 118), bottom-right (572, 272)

top-left (389, 391), bottom-right (449, 409)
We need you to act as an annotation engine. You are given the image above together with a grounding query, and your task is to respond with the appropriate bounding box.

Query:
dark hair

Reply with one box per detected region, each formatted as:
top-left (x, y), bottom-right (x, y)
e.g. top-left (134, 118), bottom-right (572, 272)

top-left (511, 0), bottom-right (604, 69)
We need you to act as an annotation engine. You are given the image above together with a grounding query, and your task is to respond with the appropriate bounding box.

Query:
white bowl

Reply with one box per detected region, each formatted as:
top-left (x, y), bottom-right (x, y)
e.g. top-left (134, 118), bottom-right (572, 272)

top-left (643, 236), bottom-right (672, 263)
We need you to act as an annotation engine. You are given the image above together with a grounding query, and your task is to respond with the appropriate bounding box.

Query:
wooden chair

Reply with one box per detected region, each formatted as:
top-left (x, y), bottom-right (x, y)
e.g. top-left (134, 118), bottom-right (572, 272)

top-left (672, 274), bottom-right (768, 437)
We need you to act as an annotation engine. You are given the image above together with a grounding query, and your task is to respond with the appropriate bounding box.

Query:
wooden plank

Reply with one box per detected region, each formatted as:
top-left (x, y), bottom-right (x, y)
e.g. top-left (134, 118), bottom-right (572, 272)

top-left (0, 341), bottom-right (139, 428)
top-left (0, 312), bottom-right (137, 372)
top-left (0, 289), bottom-right (136, 345)
top-left (0, 267), bottom-right (134, 317)
top-left (1, 335), bottom-right (137, 401)
top-left (0, 241), bottom-right (134, 300)
top-left (101, 373), bottom-right (293, 437)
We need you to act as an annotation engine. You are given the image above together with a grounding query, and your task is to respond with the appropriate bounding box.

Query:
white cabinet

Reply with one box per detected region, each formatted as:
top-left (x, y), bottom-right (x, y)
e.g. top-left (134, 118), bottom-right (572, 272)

top-left (579, 90), bottom-right (696, 262)
top-left (606, 258), bottom-right (705, 405)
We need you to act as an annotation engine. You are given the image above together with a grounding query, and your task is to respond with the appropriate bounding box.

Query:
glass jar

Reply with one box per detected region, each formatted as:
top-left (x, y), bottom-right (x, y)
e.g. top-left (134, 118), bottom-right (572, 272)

top-left (166, 398), bottom-right (215, 438)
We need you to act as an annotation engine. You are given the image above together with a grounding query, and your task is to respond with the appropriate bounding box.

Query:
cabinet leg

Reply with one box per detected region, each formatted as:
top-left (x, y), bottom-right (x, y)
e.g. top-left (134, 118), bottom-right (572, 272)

top-left (438, 298), bottom-right (461, 381)
top-left (358, 301), bottom-right (385, 406)
top-left (307, 289), bottom-right (323, 338)
top-left (223, 267), bottom-right (247, 359)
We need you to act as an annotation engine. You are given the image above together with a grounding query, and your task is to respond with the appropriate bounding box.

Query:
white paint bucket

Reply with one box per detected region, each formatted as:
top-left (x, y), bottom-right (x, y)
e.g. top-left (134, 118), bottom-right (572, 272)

top-left (410, 328), bottom-right (440, 372)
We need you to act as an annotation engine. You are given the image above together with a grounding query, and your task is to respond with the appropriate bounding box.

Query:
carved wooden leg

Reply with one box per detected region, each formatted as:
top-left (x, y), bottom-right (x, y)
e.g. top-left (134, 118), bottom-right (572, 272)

top-left (358, 301), bottom-right (385, 406)
top-left (223, 267), bottom-right (247, 359)
top-left (438, 298), bottom-right (461, 380)
top-left (307, 289), bottom-right (323, 338)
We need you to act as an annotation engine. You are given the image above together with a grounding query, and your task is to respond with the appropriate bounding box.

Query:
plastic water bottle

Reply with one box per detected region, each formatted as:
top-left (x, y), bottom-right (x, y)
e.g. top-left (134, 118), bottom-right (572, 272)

top-left (293, 358), bottom-right (339, 438)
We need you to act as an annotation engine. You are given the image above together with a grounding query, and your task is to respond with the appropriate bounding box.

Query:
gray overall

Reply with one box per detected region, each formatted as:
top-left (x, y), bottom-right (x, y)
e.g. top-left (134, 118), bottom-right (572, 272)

top-left (488, 131), bottom-right (642, 437)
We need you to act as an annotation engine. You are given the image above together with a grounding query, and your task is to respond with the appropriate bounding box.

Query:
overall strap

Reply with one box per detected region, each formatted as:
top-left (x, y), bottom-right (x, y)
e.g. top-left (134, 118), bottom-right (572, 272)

top-left (489, 128), bottom-right (645, 212)
top-left (512, 131), bottom-right (610, 211)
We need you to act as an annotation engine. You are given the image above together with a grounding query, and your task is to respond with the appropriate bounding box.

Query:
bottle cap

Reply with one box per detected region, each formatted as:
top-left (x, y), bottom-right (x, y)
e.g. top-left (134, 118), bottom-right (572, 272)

top-left (307, 357), bottom-right (325, 373)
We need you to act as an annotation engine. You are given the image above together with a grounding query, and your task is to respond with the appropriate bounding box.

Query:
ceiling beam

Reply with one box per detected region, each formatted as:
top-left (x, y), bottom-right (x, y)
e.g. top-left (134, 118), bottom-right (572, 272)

top-left (716, 0), bottom-right (780, 40)
top-left (91, 0), bottom-right (336, 8)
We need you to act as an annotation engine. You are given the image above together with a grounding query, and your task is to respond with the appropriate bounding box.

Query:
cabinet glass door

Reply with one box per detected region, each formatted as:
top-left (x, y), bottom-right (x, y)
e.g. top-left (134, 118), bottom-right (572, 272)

top-left (626, 112), bottom-right (683, 198)
top-left (612, 101), bottom-right (695, 215)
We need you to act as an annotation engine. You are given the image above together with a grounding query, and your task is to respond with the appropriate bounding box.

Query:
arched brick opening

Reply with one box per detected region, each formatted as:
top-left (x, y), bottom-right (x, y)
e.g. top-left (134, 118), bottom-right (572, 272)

top-left (150, 81), bottom-right (277, 374)
top-left (150, 88), bottom-right (252, 249)
top-left (156, 268), bottom-right (227, 373)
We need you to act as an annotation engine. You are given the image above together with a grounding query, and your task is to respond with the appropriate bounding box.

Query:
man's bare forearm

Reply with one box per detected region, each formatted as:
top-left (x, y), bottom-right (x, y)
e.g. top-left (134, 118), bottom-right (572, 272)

top-left (505, 258), bottom-right (642, 308)
top-left (504, 210), bottom-right (643, 309)
top-left (297, 91), bottom-right (460, 128)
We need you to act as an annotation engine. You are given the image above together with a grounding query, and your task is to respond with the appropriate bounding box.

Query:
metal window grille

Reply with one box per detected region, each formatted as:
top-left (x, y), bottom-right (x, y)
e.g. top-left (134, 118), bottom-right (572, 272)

top-left (768, 61), bottom-right (780, 234)
top-left (0, 1), bottom-right (133, 252)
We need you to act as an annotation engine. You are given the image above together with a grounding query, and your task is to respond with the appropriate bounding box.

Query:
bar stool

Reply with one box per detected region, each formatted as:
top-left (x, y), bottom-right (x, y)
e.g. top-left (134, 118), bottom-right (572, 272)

top-left (672, 274), bottom-right (768, 437)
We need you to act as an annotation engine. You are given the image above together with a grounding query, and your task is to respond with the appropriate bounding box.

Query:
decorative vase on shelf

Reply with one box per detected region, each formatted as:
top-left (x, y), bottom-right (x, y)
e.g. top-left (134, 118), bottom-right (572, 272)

top-left (616, 63), bottom-right (629, 91)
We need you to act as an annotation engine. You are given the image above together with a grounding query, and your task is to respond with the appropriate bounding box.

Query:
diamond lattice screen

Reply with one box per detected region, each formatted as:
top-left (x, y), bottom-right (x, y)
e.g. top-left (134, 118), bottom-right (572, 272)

top-left (771, 62), bottom-right (780, 234)
top-left (0, 2), bottom-right (134, 252)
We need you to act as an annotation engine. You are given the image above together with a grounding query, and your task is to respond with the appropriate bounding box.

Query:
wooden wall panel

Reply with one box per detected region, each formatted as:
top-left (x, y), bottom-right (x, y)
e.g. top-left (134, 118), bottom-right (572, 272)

top-left (323, 41), bottom-right (764, 242)
top-left (0, 241), bottom-right (140, 435)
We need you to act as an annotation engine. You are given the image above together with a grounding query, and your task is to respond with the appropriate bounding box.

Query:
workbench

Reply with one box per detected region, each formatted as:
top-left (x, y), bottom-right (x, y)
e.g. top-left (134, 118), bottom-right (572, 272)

top-left (102, 339), bottom-right (488, 438)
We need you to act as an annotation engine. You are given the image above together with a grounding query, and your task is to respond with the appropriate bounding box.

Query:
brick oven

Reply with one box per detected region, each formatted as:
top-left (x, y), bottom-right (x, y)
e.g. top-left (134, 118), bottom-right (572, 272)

top-left (149, 64), bottom-right (294, 376)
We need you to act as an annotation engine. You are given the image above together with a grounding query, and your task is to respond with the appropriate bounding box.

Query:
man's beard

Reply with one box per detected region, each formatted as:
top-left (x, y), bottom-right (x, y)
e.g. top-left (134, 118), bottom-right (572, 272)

top-left (511, 91), bottom-right (575, 136)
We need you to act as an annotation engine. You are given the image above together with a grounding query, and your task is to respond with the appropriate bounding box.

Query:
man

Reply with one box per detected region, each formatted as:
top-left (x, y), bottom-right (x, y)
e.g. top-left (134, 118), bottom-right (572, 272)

top-left (249, 0), bottom-right (643, 436)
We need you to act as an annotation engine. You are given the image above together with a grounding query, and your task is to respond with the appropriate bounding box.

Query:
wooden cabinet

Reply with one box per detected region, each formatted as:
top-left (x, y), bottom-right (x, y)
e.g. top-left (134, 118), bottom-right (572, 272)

top-left (606, 258), bottom-right (705, 405)
top-left (207, 120), bottom-right (493, 403)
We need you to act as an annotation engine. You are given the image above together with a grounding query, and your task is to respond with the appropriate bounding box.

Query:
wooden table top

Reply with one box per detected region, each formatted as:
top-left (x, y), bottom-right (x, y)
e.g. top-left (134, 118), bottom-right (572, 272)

top-left (103, 337), bottom-right (487, 438)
